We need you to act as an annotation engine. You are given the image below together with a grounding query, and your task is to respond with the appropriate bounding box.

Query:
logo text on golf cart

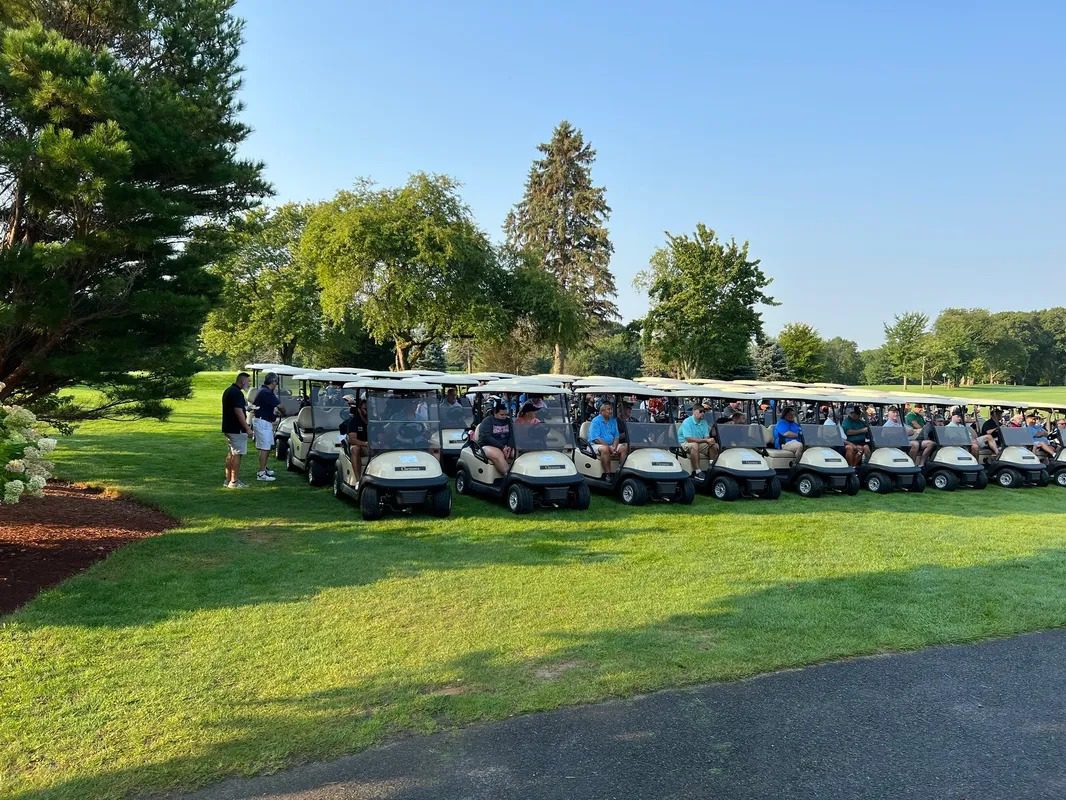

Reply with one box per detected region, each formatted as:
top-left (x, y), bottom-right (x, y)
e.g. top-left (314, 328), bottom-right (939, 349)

top-left (540, 464), bottom-right (566, 470)
top-left (652, 461), bottom-right (673, 466)
top-left (394, 466), bottom-right (427, 472)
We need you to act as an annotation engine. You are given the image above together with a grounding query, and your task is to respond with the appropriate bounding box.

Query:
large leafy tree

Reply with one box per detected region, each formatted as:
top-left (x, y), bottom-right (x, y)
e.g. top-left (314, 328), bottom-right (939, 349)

top-left (505, 120), bottom-right (617, 372)
top-left (882, 312), bottom-right (929, 387)
top-left (570, 321), bottom-right (644, 380)
top-left (822, 337), bottom-right (862, 384)
top-left (637, 224), bottom-right (776, 379)
top-left (777, 322), bottom-right (825, 382)
top-left (0, 1), bottom-right (267, 422)
top-left (302, 174), bottom-right (498, 371)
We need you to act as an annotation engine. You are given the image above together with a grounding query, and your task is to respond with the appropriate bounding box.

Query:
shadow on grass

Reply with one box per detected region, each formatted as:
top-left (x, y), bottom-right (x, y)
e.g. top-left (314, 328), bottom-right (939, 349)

top-left (13, 549), bottom-right (1066, 800)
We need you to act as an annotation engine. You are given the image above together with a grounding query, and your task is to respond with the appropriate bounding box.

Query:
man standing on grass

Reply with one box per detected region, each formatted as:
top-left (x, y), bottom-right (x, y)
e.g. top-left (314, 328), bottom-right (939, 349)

top-left (222, 372), bottom-right (255, 489)
top-left (249, 372), bottom-right (280, 482)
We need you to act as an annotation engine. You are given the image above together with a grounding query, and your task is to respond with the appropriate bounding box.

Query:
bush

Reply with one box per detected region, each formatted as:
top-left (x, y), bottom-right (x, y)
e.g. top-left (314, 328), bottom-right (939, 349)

top-left (0, 383), bottom-right (56, 504)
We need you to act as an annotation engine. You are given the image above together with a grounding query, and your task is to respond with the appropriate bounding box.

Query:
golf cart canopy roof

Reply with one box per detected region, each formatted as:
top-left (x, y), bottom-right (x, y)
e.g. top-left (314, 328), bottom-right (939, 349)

top-left (683, 385), bottom-right (759, 401)
top-left (466, 380), bottom-right (568, 395)
top-left (760, 388), bottom-right (865, 403)
top-left (244, 362), bottom-right (290, 371)
top-left (341, 379), bottom-right (439, 392)
top-left (321, 367), bottom-right (369, 376)
top-left (531, 373), bottom-right (582, 382)
top-left (412, 373), bottom-right (480, 387)
top-left (244, 364), bottom-right (305, 377)
top-left (576, 382), bottom-right (667, 397)
top-left (469, 371), bottom-right (515, 380)
top-left (293, 370), bottom-right (356, 382)
top-left (392, 369), bottom-right (447, 376)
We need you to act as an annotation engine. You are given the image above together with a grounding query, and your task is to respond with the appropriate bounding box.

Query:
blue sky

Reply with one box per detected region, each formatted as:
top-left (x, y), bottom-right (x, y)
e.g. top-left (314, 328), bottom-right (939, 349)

top-left (233, 1), bottom-right (1065, 349)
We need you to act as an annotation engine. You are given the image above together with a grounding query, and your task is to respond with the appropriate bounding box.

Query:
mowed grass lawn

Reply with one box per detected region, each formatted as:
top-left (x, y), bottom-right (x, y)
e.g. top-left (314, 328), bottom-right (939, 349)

top-left (3, 374), bottom-right (1066, 799)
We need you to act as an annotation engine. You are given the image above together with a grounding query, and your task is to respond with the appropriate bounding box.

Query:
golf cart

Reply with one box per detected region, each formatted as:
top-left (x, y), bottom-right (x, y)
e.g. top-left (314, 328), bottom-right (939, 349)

top-left (242, 364), bottom-right (306, 462)
top-left (333, 380), bottom-right (451, 520)
top-left (670, 385), bottom-right (780, 501)
top-left (413, 373), bottom-right (479, 476)
top-left (454, 380), bottom-right (589, 514)
top-left (284, 370), bottom-right (352, 486)
top-left (573, 383), bottom-right (695, 506)
top-left (978, 405), bottom-right (1049, 488)
top-left (922, 410), bottom-right (989, 491)
top-left (856, 397), bottom-right (925, 494)
top-left (759, 390), bottom-right (860, 497)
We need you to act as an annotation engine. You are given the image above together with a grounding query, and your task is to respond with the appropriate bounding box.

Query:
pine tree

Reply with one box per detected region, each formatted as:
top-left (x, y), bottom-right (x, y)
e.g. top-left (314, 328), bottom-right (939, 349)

top-left (505, 121), bottom-right (617, 372)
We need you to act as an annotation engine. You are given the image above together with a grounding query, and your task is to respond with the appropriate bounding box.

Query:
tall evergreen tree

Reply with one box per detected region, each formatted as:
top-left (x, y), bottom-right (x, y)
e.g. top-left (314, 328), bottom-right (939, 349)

top-left (505, 121), bottom-right (617, 372)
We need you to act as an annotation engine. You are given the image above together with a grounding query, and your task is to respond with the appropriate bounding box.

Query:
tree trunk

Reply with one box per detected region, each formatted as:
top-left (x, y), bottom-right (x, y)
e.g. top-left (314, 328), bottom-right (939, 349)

top-left (394, 343), bottom-right (407, 371)
top-left (280, 340), bottom-right (297, 363)
top-left (553, 342), bottom-right (565, 374)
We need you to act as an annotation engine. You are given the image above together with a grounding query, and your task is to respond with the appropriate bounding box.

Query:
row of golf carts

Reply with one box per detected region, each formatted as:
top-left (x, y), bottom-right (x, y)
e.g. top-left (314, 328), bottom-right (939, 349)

top-left (245, 364), bottom-right (1066, 521)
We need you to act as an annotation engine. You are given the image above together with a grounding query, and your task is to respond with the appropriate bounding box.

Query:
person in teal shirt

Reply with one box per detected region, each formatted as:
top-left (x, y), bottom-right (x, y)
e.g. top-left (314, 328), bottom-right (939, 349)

top-left (840, 406), bottom-right (870, 467)
top-left (678, 405), bottom-right (718, 474)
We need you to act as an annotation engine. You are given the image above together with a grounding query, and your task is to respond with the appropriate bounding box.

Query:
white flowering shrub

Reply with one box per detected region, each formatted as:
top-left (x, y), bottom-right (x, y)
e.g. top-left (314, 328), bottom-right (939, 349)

top-left (0, 383), bottom-right (56, 504)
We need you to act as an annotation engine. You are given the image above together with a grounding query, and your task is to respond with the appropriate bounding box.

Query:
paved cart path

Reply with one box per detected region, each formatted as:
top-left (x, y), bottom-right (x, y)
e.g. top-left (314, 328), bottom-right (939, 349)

top-left (182, 629), bottom-right (1066, 800)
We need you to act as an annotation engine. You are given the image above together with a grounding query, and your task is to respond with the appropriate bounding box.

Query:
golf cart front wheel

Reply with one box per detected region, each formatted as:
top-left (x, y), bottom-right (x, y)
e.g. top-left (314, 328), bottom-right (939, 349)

top-left (573, 482), bottom-right (591, 510)
top-left (619, 477), bottom-right (648, 506)
top-left (678, 478), bottom-right (696, 505)
top-left (507, 483), bottom-right (535, 515)
top-left (454, 466), bottom-right (469, 495)
top-left (866, 471), bottom-right (891, 494)
top-left (845, 474), bottom-right (860, 496)
top-left (909, 473), bottom-right (926, 493)
top-left (360, 485), bottom-right (382, 521)
top-left (1055, 470), bottom-right (1066, 488)
top-left (332, 466), bottom-right (345, 500)
top-left (796, 473), bottom-right (824, 498)
top-left (761, 476), bottom-right (782, 500)
top-left (427, 487), bottom-right (452, 518)
top-left (931, 470), bottom-right (959, 491)
top-left (974, 470), bottom-right (989, 490)
top-left (275, 437), bottom-right (288, 462)
top-left (285, 444), bottom-right (299, 473)
top-left (308, 458), bottom-right (331, 487)
top-left (996, 468), bottom-right (1021, 488)
top-left (712, 475), bottom-right (740, 501)
top-left (1037, 469), bottom-right (1050, 487)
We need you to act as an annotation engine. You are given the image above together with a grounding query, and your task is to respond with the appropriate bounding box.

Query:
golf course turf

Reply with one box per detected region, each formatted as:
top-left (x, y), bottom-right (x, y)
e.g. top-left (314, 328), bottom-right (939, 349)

top-left (2, 373), bottom-right (1065, 799)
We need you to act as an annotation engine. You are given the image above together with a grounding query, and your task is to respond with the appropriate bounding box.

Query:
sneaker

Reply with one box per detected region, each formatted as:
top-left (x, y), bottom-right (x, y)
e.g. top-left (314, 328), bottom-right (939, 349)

top-left (257, 471), bottom-right (276, 482)
top-left (225, 480), bottom-right (248, 489)
top-left (264, 469), bottom-right (276, 477)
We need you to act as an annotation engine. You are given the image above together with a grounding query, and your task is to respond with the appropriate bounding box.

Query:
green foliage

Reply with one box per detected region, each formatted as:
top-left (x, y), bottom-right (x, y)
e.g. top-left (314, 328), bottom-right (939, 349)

top-left (637, 224), bottom-right (776, 379)
top-left (0, 2), bottom-right (267, 423)
top-left (749, 339), bottom-right (792, 381)
top-left (570, 321), bottom-right (643, 379)
top-left (505, 120), bottom-right (617, 370)
top-left (777, 323), bottom-right (825, 382)
top-left (882, 312), bottom-right (930, 387)
top-left (302, 174), bottom-right (497, 370)
top-left (0, 387), bottom-right (55, 503)
top-left (860, 347), bottom-right (893, 385)
top-left (822, 337), bottom-right (862, 385)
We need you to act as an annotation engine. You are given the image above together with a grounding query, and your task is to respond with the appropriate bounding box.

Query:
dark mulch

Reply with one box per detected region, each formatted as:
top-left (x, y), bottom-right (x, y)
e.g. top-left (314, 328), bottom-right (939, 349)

top-left (0, 481), bottom-right (176, 615)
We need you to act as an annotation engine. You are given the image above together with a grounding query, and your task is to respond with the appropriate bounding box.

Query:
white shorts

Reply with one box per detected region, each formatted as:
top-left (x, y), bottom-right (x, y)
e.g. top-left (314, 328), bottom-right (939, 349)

top-left (225, 433), bottom-right (248, 456)
top-left (253, 418), bottom-right (274, 451)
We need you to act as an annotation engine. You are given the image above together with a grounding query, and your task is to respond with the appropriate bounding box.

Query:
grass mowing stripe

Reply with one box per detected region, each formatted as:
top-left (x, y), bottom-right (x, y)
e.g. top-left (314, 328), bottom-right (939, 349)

top-left (1, 373), bottom-right (1065, 799)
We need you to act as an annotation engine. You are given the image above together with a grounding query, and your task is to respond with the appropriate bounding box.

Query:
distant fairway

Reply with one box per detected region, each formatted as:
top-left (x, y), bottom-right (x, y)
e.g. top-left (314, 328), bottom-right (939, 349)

top-left (869, 384), bottom-right (1066, 406)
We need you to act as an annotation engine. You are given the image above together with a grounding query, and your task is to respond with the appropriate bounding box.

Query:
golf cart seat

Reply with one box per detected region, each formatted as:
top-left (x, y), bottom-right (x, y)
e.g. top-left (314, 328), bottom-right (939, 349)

top-left (761, 426), bottom-right (797, 466)
top-left (296, 405), bottom-right (347, 434)
top-left (278, 396), bottom-right (302, 416)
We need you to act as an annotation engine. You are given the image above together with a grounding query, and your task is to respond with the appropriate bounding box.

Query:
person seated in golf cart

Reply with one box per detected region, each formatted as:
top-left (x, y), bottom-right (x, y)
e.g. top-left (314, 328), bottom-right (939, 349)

top-left (1025, 414), bottom-right (1056, 459)
top-left (387, 401), bottom-right (441, 461)
top-left (883, 407), bottom-right (924, 462)
top-left (904, 403), bottom-right (936, 467)
top-left (840, 406), bottom-right (871, 467)
top-left (677, 404), bottom-right (718, 473)
top-left (588, 402), bottom-right (629, 479)
top-left (947, 413), bottom-right (983, 459)
top-left (773, 407), bottom-right (804, 457)
top-left (475, 400), bottom-right (514, 476)
top-left (1052, 418), bottom-right (1066, 448)
top-left (339, 396), bottom-right (370, 477)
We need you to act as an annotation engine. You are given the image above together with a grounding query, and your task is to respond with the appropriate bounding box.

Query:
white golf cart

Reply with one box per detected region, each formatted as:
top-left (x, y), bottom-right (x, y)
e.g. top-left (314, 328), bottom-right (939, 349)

top-left (333, 379), bottom-right (451, 520)
top-left (454, 380), bottom-right (589, 514)
top-left (573, 382), bottom-right (695, 506)
top-left (284, 370), bottom-right (352, 486)
top-left (856, 398), bottom-right (926, 494)
top-left (919, 402), bottom-right (989, 491)
top-left (411, 373), bottom-right (479, 476)
top-left (977, 404), bottom-right (1050, 488)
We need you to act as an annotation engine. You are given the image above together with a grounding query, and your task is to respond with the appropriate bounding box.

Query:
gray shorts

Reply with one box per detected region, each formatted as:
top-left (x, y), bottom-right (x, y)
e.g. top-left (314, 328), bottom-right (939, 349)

top-left (225, 433), bottom-right (248, 456)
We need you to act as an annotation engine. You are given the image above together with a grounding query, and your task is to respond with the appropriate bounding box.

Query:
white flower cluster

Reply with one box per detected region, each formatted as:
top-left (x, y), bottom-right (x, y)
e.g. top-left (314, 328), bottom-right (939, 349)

top-left (1, 389), bottom-right (56, 504)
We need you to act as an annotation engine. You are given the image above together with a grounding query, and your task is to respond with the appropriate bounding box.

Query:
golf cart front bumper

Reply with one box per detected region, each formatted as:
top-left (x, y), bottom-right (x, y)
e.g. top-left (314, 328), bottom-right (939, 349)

top-left (362, 474), bottom-right (448, 505)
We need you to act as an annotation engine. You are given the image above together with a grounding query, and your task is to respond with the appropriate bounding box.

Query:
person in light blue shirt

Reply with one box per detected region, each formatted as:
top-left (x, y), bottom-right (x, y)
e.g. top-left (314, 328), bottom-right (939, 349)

top-left (773, 407), bottom-right (804, 456)
top-left (677, 405), bottom-right (718, 473)
top-left (588, 402), bottom-right (628, 478)
top-left (1025, 414), bottom-right (1056, 458)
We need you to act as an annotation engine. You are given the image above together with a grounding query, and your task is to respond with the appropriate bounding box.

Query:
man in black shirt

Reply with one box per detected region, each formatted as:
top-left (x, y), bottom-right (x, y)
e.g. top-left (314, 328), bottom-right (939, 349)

top-left (340, 396), bottom-right (370, 477)
top-left (222, 372), bottom-right (254, 488)
top-left (249, 372), bottom-right (281, 482)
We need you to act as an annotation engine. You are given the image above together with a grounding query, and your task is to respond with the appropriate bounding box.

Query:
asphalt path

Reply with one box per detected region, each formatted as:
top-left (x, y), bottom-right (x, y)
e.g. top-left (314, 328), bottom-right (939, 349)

top-left (181, 629), bottom-right (1066, 800)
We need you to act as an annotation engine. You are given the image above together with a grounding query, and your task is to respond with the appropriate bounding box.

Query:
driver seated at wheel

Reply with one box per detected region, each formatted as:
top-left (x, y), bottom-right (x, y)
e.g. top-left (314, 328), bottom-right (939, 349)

top-left (841, 406), bottom-right (870, 467)
top-left (589, 402), bottom-right (628, 479)
top-left (475, 400), bottom-right (514, 476)
top-left (339, 395), bottom-right (369, 477)
top-left (1025, 414), bottom-right (1056, 459)
top-left (947, 413), bottom-right (984, 459)
top-left (389, 403), bottom-right (441, 462)
top-left (773, 406), bottom-right (804, 457)
top-left (677, 403), bottom-right (717, 476)
top-left (883, 407), bottom-right (923, 462)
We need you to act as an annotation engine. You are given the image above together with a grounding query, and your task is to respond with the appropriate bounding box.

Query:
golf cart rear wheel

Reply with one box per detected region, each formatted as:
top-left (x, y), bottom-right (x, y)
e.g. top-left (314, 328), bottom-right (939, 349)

top-left (427, 487), bottom-right (452, 518)
top-left (974, 470), bottom-right (989, 490)
top-left (360, 485), bottom-right (382, 521)
top-left (795, 473), bottom-right (824, 498)
top-left (1055, 470), bottom-right (1066, 488)
top-left (1037, 469), bottom-right (1050, 487)
top-left (678, 477), bottom-right (696, 505)
top-left (712, 475), bottom-right (740, 501)
top-left (573, 482), bottom-right (591, 510)
top-left (454, 466), bottom-right (470, 495)
top-left (332, 467), bottom-right (345, 500)
top-left (619, 477), bottom-right (648, 506)
top-left (909, 473), bottom-right (926, 493)
top-left (308, 458), bottom-right (331, 487)
top-left (866, 471), bottom-right (891, 494)
top-left (275, 437), bottom-right (288, 462)
top-left (507, 483), bottom-right (534, 515)
top-left (845, 474), bottom-right (860, 496)
top-left (285, 444), bottom-right (299, 473)
top-left (931, 470), bottom-right (959, 491)
top-left (997, 468), bottom-right (1022, 488)
top-left (761, 475), bottom-right (782, 500)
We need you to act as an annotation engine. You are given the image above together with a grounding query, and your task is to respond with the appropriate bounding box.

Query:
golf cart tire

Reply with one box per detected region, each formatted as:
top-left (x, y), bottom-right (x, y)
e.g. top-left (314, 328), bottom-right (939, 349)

top-left (866, 471), bottom-right (891, 494)
top-left (845, 474), bottom-right (860, 496)
top-left (796, 472), bottom-right (824, 498)
top-left (360, 485), bottom-right (382, 521)
top-left (619, 477), bottom-right (648, 506)
top-left (931, 470), bottom-right (959, 491)
top-left (332, 467), bottom-right (347, 501)
top-left (909, 473), bottom-right (926, 493)
top-left (454, 466), bottom-right (470, 495)
top-left (285, 445), bottom-right (299, 473)
top-left (427, 487), bottom-right (452, 518)
top-left (507, 483), bottom-right (535, 515)
top-left (761, 475), bottom-right (782, 500)
top-left (974, 470), bottom-right (989, 490)
top-left (275, 437), bottom-right (288, 462)
top-left (712, 475), bottom-right (740, 502)
top-left (678, 477), bottom-right (696, 505)
top-left (996, 468), bottom-right (1022, 489)
top-left (1055, 470), bottom-right (1066, 488)
top-left (308, 458), bottom-right (331, 487)
top-left (573, 482), bottom-right (591, 510)
top-left (1037, 469), bottom-right (1050, 487)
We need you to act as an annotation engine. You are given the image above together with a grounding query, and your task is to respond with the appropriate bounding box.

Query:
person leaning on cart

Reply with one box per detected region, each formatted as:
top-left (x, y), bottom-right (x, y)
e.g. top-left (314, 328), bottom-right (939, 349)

top-left (221, 372), bottom-right (255, 489)
top-left (249, 372), bottom-right (280, 482)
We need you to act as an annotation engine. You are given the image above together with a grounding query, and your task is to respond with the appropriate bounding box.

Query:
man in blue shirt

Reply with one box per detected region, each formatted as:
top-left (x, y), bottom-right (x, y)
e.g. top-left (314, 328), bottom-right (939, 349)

top-left (773, 406), bottom-right (804, 456)
top-left (1025, 414), bottom-right (1056, 458)
top-left (677, 405), bottom-right (718, 475)
top-left (588, 402), bottom-right (628, 478)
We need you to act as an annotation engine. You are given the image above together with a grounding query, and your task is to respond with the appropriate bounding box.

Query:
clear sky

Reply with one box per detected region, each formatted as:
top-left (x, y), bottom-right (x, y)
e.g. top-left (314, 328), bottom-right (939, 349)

top-left (232, 0), bottom-right (1065, 349)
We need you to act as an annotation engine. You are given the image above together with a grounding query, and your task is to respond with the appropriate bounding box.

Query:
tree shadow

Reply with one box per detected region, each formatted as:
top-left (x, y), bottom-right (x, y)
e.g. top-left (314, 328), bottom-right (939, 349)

top-left (12, 549), bottom-right (1066, 800)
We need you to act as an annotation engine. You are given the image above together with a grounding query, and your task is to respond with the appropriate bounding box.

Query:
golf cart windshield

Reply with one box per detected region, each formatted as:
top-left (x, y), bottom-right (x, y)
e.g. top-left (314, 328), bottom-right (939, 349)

top-left (869, 425), bottom-right (910, 449)
top-left (932, 426), bottom-right (973, 447)
top-left (366, 394), bottom-right (441, 453)
top-left (438, 400), bottom-right (473, 429)
top-left (800, 424), bottom-right (844, 447)
top-left (513, 421), bottom-right (575, 454)
top-left (1000, 426), bottom-right (1036, 446)
top-left (716, 423), bottom-right (767, 449)
top-left (529, 394), bottom-right (569, 423)
top-left (623, 421), bottom-right (679, 449)
top-left (307, 383), bottom-right (350, 432)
